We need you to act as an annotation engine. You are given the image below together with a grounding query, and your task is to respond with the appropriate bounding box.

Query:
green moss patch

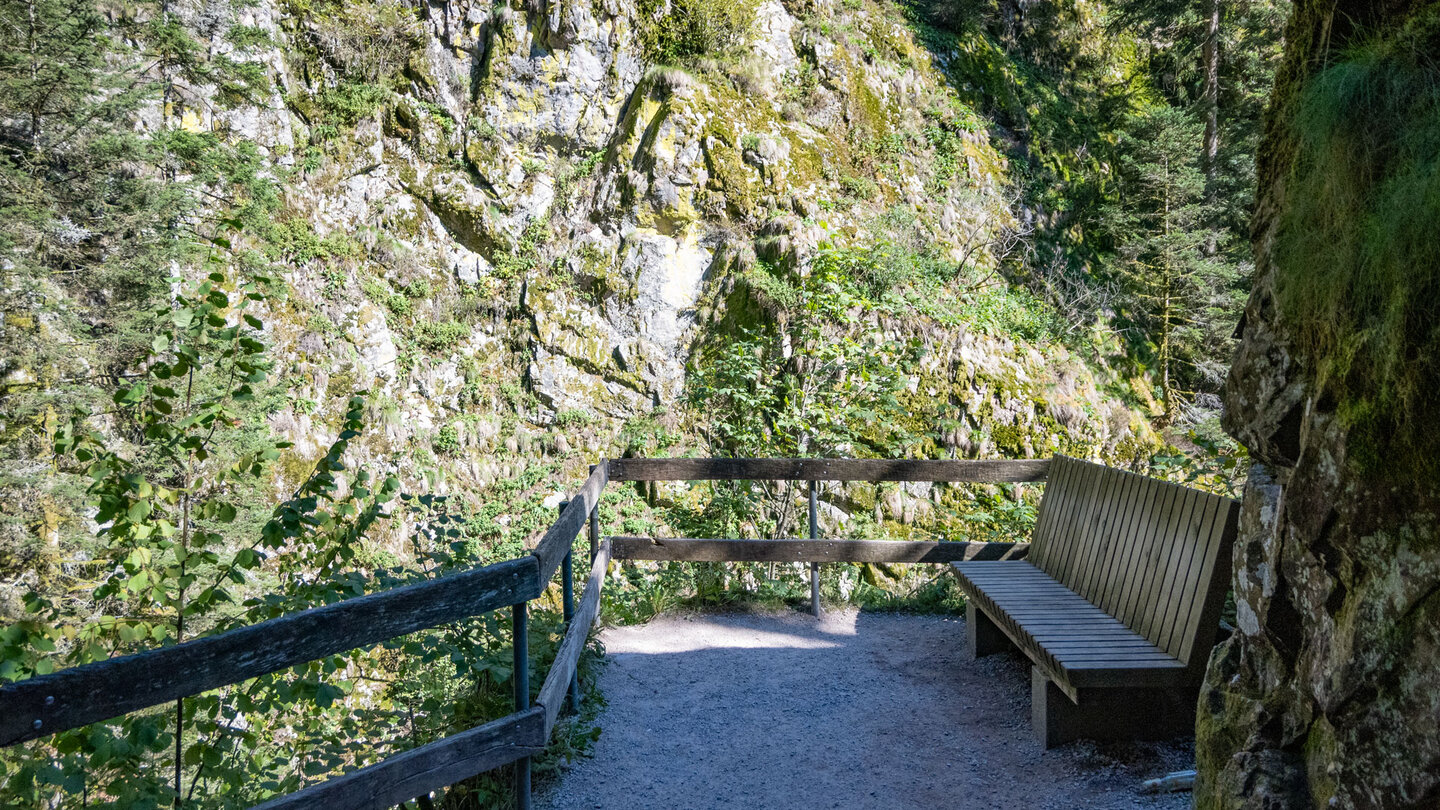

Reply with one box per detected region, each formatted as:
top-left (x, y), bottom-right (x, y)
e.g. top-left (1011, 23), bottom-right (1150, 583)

top-left (1273, 10), bottom-right (1440, 482)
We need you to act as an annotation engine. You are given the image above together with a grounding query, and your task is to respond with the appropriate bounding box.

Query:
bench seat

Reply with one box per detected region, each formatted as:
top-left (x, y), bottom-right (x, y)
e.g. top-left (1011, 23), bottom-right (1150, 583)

top-left (953, 561), bottom-right (1186, 698)
top-left (949, 455), bottom-right (1239, 747)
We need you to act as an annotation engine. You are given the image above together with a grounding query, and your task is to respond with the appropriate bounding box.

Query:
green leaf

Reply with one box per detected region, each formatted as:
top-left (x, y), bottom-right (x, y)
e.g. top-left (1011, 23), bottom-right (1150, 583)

top-left (127, 500), bottom-right (152, 522)
top-left (313, 683), bottom-right (344, 709)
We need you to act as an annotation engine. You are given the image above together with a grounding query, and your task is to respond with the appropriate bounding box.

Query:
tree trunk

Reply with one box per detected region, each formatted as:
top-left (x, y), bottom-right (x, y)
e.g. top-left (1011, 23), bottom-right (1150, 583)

top-left (27, 0), bottom-right (40, 151)
top-left (1200, 0), bottom-right (1220, 257)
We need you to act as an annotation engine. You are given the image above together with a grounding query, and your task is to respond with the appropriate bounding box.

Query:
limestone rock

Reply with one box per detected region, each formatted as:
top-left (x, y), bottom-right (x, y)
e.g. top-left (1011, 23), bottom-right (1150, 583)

top-left (752, 0), bottom-right (799, 83)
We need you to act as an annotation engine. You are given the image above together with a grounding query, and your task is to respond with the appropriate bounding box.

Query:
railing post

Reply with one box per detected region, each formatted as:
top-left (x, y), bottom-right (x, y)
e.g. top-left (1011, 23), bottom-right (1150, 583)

top-left (512, 601), bottom-right (530, 810)
top-left (588, 465), bottom-right (600, 562)
top-left (560, 501), bottom-right (580, 711)
top-left (809, 479), bottom-right (821, 617)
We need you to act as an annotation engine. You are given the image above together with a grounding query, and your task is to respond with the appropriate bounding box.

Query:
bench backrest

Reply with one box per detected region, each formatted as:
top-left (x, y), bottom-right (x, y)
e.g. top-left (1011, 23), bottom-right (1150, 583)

top-left (1029, 456), bottom-right (1239, 667)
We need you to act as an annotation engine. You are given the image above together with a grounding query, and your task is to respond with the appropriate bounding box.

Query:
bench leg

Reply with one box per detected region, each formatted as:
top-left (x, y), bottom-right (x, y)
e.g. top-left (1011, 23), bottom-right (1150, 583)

top-left (967, 603), bottom-right (1011, 659)
top-left (1030, 667), bottom-right (1197, 749)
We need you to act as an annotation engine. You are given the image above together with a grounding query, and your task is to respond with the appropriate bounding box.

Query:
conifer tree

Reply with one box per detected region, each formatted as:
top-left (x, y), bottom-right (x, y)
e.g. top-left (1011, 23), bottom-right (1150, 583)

top-left (1104, 106), bottom-right (1238, 422)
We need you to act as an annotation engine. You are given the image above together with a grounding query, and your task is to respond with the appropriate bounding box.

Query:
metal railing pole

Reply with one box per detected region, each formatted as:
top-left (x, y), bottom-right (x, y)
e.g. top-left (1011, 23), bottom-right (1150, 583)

top-left (559, 501), bottom-right (581, 711)
top-left (588, 465), bottom-right (600, 562)
top-left (809, 480), bottom-right (821, 617)
top-left (512, 601), bottom-right (530, 810)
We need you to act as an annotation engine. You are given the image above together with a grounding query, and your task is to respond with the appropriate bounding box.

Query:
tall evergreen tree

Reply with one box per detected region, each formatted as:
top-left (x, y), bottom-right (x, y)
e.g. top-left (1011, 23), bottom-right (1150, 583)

top-left (1104, 106), bottom-right (1237, 422)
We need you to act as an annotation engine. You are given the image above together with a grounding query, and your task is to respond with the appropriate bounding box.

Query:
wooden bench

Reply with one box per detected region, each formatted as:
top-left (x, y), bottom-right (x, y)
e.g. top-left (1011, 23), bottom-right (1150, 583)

top-left (951, 455), bottom-right (1238, 747)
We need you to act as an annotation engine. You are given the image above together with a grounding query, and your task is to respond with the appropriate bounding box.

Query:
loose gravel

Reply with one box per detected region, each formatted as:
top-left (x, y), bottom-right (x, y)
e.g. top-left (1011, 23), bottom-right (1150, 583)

top-left (538, 607), bottom-right (1193, 810)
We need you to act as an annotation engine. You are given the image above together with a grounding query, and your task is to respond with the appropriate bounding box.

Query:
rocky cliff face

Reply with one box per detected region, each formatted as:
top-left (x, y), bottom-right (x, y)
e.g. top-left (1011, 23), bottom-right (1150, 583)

top-left (3, 0), bottom-right (1164, 573)
top-left (1197, 2), bottom-right (1440, 807)
top-left (192, 0), bottom-right (1160, 510)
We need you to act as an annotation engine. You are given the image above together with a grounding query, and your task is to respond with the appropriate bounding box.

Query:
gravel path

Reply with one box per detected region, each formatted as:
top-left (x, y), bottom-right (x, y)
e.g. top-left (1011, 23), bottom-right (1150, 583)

top-left (538, 608), bottom-right (1193, 810)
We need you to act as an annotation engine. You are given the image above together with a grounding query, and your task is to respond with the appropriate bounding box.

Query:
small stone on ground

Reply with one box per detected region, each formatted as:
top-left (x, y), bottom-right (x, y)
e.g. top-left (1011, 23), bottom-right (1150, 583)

top-left (538, 608), bottom-right (1193, 810)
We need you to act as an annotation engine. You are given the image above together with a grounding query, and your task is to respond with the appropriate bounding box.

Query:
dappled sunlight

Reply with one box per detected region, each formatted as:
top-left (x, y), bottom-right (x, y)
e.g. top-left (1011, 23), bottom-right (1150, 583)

top-left (606, 611), bottom-right (856, 654)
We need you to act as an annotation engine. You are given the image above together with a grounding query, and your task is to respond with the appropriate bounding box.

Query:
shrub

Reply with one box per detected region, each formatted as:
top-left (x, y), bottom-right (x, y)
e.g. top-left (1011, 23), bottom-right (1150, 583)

top-left (554, 409), bottom-right (593, 429)
top-left (413, 320), bottom-right (468, 352)
top-left (315, 81), bottom-right (388, 126)
top-left (639, 0), bottom-right (759, 65)
top-left (839, 174), bottom-right (880, 200)
top-left (403, 277), bottom-right (432, 298)
top-left (306, 313), bottom-right (337, 334)
top-left (468, 116), bottom-right (497, 141)
top-left (306, 0), bottom-right (421, 85)
top-left (432, 424), bottom-right (461, 455)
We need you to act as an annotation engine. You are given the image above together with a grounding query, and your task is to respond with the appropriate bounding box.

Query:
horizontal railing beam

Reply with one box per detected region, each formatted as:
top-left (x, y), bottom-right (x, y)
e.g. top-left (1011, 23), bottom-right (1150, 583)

top-left (536, 538), bottom-right (611, 735)
top-left (609, 537), bottom-right (1030, 564)
top-left (605, 458), bottom-right (1050, 483)
top-left (0, 556), bottom-right (541, 746)
top-left (249, 706), bottom-right (546, 810)
top-left (532, 462), bottom-right (608, 583)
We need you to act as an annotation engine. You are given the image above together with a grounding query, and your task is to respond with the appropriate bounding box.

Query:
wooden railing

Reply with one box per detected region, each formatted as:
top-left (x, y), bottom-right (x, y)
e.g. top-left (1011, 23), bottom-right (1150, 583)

top-left (0, 457), bottom-right (1047, 809)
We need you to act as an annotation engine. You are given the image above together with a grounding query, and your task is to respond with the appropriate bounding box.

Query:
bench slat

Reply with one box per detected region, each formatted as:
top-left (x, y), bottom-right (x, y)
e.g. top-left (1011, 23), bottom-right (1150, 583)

top-left (1025, 454), bottom-right (1058, 572)
top-left (1141, 485), bottom-right (1202, 653)
top-left (1025, 629), bottom-right (1162, 639)
top-left (1077, 458), bottom-right (1117, 602)
top-left (1040, 640), bottom-right (1162, 650)
top-left (1117, 477), bottom-right (1181, 642)
top-left (1063, 460), bottom-right (1110, 588)
top-left (1092, 467), bottom-right (1148, 618)
top-left (1157, 481), bottom-right (1203, 651)
top-left (1029, 456), bottom-right (1075, 572)
top-left (1159, 494), bottom-right (1224, 655)
top-left (1100, 472), bottom-right (1155, 632)
top-left (1038, 458), bottom-right (1087, 585)
top-left (1177, 499), bottom-right (1238, 665)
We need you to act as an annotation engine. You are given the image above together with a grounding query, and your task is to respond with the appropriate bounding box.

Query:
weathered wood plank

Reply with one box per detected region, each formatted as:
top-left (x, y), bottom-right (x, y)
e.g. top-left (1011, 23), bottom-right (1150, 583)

top-left (1116, 479), bottom-right (1179, 639)
top-left (961, 591), bottom-right (1099, 604)
top-left (1091, 467), bottom-right (1146, 615)
top-left (1135, 485), bottom-right (1199, 648)
top-left (1177, 499), bottom-right (1238, 667)
top-left (532, 463), bottom-right (608, 584)
top-left (1159, 494), bottom-right (1225, 657)
top-left (0, 556), bottom-right (540, 747)
top-left (1075, 461), bottom-right (1125, 604)
top-left (1039, 640), bottom-right (1163, 650)
top-left (604, 457), bottom-right (1050, 483)
top-left (1160, 496), bottom-right (1214, 656)
top-left (536, 540), bottom-right (610, 735)
top-left (1111, 473), bottom-right (1166, 631)
top-left (1026, 453), bottom-right (1074, 571)
top-left (1053, 652), bottom-right (1179, 664)
top-left (1048, 458), bottom-right (1103, 585)
top-left (611, 537), bottom-right (1029, 564)
top-left (249, 706), bottom-right (545, 810)
top-left (980, 605), bottom-right (1121, 617)
top-left (1027, 630), bottom-right (1164, 640)
top-left (1151, 487), bottom-right (1207, 657)
top-left (954, 567), bottom-right (1054, 581)
top-left (1097, 470), bottom-right (1158, 624)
